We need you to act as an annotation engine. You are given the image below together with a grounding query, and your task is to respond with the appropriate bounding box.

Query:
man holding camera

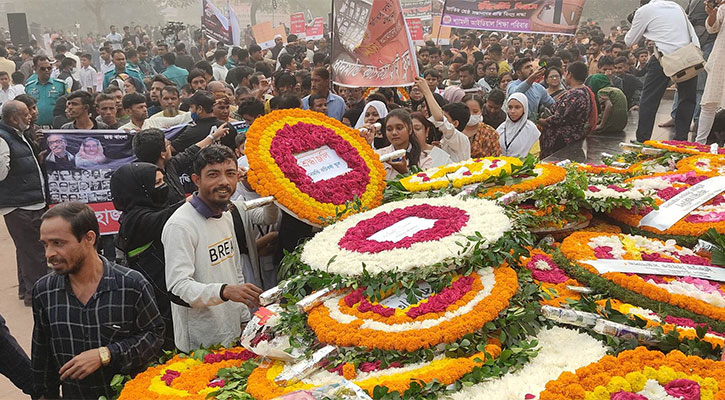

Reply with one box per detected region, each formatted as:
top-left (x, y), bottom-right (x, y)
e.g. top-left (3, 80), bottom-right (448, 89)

top-left (625, 0), bottom-right (701, 142)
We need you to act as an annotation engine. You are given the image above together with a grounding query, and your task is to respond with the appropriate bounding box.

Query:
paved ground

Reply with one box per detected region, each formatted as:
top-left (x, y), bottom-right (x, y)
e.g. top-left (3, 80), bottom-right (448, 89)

top-left (0, 98), bottom-right (680, 399)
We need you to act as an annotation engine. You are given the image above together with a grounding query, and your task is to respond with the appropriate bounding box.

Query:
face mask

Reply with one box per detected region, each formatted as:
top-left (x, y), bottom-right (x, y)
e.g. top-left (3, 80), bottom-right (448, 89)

top-left (190, 112), bottom-right (199, 123)
top-left (467, 114), bottom-right (483, 126)
top-left (151, 183), bottom-right (169, 205)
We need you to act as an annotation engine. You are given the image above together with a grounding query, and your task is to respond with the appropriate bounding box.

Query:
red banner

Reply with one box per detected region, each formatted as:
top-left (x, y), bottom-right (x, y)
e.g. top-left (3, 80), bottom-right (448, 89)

top-left (406, 18), bottom-right (424, 44)
top-left (290, 12), bottom-right (307, 37)
top-left (332, 0), bottom-right (419, 88)
top-left (306, 17), bottom-right (325, 40)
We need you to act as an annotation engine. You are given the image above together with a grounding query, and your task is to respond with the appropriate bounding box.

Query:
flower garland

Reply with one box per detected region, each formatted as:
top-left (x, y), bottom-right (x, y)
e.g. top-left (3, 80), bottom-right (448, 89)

top-left (117, 348), bottom-right (256, 400)
top-left (576, 162), bottom-right (635, 175)
top-left (538, 347), bottom-right (725, 400)
top-left (246, 347), bottom-right (500, 400)
top-left (645, 140), bottom-right (725, 155)
top-left (306, 266), bottom-right (518, 351)
top-left (398, 156), bottom-right (523, 191)
top-left (478, 163), bottom-right (567, 197)
top-left (559, 231), bottom-right (725, 324)
top-left (299, 196), bottom-right (511, 276)
top-left (246, 109), bottom-right (386, 224)
top-left (521, 249), bottom-right (585, 307)
top-left (448, 326), bottom-right (609, 400)
top-left (676, 154), bottom-right (725, 177)
top-left (608, 171), bottom-right (725, 237)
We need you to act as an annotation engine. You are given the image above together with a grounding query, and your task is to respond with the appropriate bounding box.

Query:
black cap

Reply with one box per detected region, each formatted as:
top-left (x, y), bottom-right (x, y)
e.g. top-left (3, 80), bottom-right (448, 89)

top-left (188, 90), bottom-right (215, 110)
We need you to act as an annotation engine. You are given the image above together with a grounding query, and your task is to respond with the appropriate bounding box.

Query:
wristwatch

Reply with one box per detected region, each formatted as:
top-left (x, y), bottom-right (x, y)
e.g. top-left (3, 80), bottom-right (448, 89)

top-left (99, 346), bottom-right (111, 366)
top-left (207, 132), bottom-right (216, 141)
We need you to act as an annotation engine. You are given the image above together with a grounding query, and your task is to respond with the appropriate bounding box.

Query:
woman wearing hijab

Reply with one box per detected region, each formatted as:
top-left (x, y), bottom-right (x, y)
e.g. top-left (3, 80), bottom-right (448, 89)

top-left (497, 93), bottom-right (541, 158)
top-left (356, 100), bottom-right (389, 149)
top-left (538, 62), bottom-right (595, 158)
top-left (111, 162), bottom-right (187, 350)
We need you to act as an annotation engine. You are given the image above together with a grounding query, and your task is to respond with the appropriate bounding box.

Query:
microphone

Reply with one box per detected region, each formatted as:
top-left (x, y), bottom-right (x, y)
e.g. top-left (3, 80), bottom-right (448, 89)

top-left (358, 122), bottom-right (382, 134)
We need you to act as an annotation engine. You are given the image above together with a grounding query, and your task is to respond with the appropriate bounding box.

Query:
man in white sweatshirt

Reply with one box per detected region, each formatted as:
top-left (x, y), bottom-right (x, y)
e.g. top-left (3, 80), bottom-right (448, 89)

top-left (161, 145), bottom-right (278, 352)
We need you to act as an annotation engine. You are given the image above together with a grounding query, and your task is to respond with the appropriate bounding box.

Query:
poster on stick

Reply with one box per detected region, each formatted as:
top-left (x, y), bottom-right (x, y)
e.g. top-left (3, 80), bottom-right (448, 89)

top-left (201, 0), bottom-right (232, 44)
top-left (253, 21), bottom-right (287, 49)
top-left (406, 18), bottom-right (424, 45)
top-left (331, 0), bottom-right (419, 88)
top-left (306, 17), bottom-right (325, 40)
top-left (428, 15), bottom-right (451, 45)
top-left (290, 12), bottom-right (307, 38)
top-left (441, 0), bottom-right (587, 35)
top-left (401, 0), bottom-right (432, 20)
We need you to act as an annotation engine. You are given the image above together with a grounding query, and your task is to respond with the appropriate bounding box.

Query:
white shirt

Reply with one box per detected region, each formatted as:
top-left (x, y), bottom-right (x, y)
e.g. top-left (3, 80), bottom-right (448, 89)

top-left (161, 200), bottom-right (278, 352)
top-left (143, 110), bottom-right (192, 130)
top-left (0, 130), bottom-right (46, 216)
top-left (106, 32), bottom-right (123, 50)
top-left (100, 59), bottom-right (115, 76)
top-left (625, 0), bottom-right (700, 55)
top-left (0, 85), bottom-right (24, 108)
top-left (77, 65), bottom-right (97, 91)
top-left (212, 63), bottom-right (228, 82)
top-left (428, 116), bottom-right (472, 162)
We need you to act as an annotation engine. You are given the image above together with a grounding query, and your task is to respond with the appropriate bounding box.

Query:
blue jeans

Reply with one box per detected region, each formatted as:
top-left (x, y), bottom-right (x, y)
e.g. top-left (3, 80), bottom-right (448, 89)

top-left (637, 57), bottom-right (698, 142)
top-left (670, 41), bottom-right (714, 123)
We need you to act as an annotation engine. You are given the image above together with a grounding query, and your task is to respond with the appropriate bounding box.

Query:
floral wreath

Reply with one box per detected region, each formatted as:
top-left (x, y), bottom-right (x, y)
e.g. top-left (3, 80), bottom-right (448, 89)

top-left (677, 154), bottom-right (725, 177)
top-left (398, 156), bottom-right (523, 191)
top-left (245, 109), bottom-right (386, 225)
top-left (299, 196), bottom-right (511, 276)
top-left (246, 345), bottom-right (500, 400)
top-left (117, 347), bottom-right (255, 400)
top-left (559, 231), bottom-right (725, 325)
top-left (645, 140), bottom-right (725, 156)
top-left (608, 171), bottom-right (725, 237)
top-left (306, 266), bottom-right (518, 351)
top-left (538, 347), bottom-right (725, 400)
top-left (478, 163), bottom-right (567, 197)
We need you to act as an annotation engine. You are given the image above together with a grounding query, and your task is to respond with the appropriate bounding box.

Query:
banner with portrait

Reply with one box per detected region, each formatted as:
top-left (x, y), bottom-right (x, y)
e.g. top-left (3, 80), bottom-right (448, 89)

top-left (440, 0), bottom-right (587, 35)
top-left (331, 0), bottom-right (419, 88)
top-left (43, 126), bottom-right (188, 235)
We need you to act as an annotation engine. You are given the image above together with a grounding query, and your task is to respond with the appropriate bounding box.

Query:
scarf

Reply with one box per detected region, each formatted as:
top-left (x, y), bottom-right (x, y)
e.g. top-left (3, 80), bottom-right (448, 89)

top-left (496, 93), bottom-right (541, 158)
top-left (355, 101), bottom-right (388, 129)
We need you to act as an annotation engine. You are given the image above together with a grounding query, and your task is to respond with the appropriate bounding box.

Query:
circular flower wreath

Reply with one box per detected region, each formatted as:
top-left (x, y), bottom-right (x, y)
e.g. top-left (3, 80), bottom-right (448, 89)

top-left (560, 231), bottom-right (725, 323)
top-left (246, 109), bottom-right (386, 224)
top-left (117, 347), bottom-right (255, 400)
top-left (677, 154), bottom-right (725, 177)
top-left (299, 196), bottom-right (511, 276)
top-left (478, 163), bottom-right (567, 197)
top-left (307, 266), bottom-right (518, 351)
top-left (645, 140), bottom-right (725, 156)
top-left (608, 171), bottom-right (725, 237)
top-left (539, 347), bottom-right (725, 400)
top-left (398, 156), bottom-right (523, 191)
top-left (246, 346), bottom-right (499, 400)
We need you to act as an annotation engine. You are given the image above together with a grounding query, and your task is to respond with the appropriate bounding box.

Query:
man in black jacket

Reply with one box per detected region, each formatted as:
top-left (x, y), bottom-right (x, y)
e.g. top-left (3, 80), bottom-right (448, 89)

top-left (170, 90), bottom-right (235, 152)
top-left (0, 100), bottom-right (48, 306)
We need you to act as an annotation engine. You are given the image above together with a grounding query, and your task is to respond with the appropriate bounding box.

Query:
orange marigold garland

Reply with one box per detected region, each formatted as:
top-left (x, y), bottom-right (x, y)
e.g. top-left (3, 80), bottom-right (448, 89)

top-left (677, 154), bottom-right (725, 177)
top-left (306, 266), bottom-right (518, 352)
top-left (245, 109), bottom-right (386, 225)
top-left (645, 139), bottom-right (725, 155)
top-left (608, 171), bottom-right (725, 237)
top-left (246, 346), bottom-right (501, 400)
top-left (539, 347), bottom-right (725, 400)
top-left (117, 347), bottom-right (255, 400)
top-left (478, 163), bottom-right (567, 197)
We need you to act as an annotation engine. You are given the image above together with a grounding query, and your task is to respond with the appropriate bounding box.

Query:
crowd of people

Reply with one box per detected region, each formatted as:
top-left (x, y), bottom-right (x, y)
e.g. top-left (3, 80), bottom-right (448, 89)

top-left (0, 0), bottom-right (724, 398)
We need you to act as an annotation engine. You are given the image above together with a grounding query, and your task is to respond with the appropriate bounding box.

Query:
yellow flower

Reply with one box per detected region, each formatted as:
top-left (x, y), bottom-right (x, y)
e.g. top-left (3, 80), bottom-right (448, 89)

top-left (624, 371), bottom-right (648, 392)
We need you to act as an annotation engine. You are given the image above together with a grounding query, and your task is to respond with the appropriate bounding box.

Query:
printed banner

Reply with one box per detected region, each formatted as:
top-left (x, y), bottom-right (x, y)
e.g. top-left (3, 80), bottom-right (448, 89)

top-left (582, 259), bottom-right (725, 283)
top-left (252, 21), bottom-right (287, 50)
top-left (43, 126), bottom-right (188, 235)
top-left (406, 18), bottom-right (424, 45)
top-left (441, 0), bottom-right (587, 35)
top-left (228, 1), bottom-right (242, 47)
top-left (202, 0), bottom-right (232, 44)
top-left (331, 0), bottom-right (419, 88)
top-left (306, 17), bottom-right (325, 41)
top-left (43, 130), bottom-right (134, 235)
top-left (639, 176), bottom-right (725, 231)
top-left (401, 0), bottom-right (432, 20)
top-left (290, 12), bottom-right (307, 37)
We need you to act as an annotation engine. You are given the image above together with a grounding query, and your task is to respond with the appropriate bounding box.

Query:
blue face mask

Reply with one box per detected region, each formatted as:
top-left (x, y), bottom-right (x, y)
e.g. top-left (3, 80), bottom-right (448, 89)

top-left (190, 112), bottom-right (199, 122)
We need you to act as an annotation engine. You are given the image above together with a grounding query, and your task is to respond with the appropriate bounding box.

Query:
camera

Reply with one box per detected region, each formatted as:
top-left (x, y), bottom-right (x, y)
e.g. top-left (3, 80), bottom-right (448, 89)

top-left (161, 21), bottom-right (186, 41)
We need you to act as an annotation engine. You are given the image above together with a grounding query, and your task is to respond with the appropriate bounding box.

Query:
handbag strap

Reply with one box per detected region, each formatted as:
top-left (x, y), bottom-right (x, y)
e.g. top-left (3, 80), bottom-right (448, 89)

top-left (229, 203), bottom-right (249, 256)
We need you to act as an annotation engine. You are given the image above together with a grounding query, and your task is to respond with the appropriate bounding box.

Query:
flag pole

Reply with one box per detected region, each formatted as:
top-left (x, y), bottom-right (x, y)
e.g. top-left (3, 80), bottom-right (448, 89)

top-left (436, 0), bottom-right (450, 45)
top-left (329, 0), bottom-right (335, 88)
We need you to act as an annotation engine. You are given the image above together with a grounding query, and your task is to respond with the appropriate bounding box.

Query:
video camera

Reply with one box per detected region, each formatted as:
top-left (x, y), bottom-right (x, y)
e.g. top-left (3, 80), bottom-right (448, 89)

top-left (161, 21), bottom-right (187, 41)
top-left (627, 0), bottom-right (652, 23)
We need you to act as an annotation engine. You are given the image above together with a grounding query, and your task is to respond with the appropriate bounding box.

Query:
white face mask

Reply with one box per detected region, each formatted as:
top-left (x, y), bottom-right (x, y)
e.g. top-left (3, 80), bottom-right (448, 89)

top-left (467, 114), bottom-right (483, 126)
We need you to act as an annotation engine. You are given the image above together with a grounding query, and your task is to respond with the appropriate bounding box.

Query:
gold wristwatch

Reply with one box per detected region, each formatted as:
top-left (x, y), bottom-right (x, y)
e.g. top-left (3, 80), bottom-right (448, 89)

top-left (99, 347), bottom-right (111, 366)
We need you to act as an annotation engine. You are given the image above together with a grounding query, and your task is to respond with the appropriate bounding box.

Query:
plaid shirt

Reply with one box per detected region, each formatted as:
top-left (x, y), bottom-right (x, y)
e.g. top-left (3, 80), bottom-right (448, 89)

top-left (31, 257), bottom-right (164, 399)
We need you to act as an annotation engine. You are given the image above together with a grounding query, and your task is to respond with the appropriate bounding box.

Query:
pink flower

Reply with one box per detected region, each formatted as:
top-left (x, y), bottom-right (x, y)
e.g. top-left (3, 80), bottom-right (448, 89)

top-left (588, 185), bottom-right (601, 192)
top-left (328, 363), bottom-right (344, 375)
top-left (607, 185), bottom-right (628, 193)
top-left (525, 254), bottom-right (569, 284)
top-left (462, 171), bottom-right (472, 176)
top-left (679, 276), bottom-right (724, 295)
top-left (406, 275), bottom-right (474, 318)
top-left (641, 252), bottom-right (672, 263)
top-left (685, 211), bottom-right (725, 223)
top-left (344, 288), bottom-right (365, 307)
top-left (593, 246), bottom-right (614, 259)
top-left (678, 254), bottom-right (712, 266)
top-left (359, 361), bottom-right (381, 372)
top-left (338, 205), bottom-right (469, 253)
top-left (656, 187), bottom-right (687, 201)
top-left (161, 369), bottom-right (181, 386)
top-left (609, 391), bottom-right (647, 400)
top-left (388, 362), bottom-right (403, 368)
top-left (206, 379), bottom-right (225, 388)
top-left (664, 379), bottom-right (700, 400)
top-left (204, 349), bottom-right (257, 363)
top-left (524, 395), bottom-right (536, 400)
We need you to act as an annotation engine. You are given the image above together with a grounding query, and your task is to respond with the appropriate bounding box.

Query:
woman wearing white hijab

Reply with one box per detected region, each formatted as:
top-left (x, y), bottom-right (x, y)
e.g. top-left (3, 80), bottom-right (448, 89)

top-left (497, 93), bottom-right (541, 158)
top-left (355, 100), bottom-right (389, 149)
